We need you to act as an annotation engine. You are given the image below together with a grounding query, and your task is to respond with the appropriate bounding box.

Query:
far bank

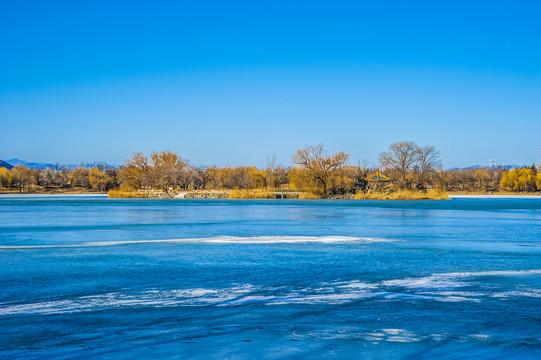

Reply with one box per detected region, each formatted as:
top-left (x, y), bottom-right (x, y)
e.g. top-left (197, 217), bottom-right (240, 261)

top-left (108, 189), bottom-right (452, 200)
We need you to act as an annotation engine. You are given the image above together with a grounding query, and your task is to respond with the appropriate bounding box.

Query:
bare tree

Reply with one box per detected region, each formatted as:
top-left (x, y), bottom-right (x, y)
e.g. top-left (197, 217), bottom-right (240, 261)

top-left (292, 144), bottom-right (349, 195)
top-left (126, 152), bottom-right (149, 171)
top-left (415, 145), bottom-right (442, 183)
top-left (274, 166), bottom-right (290, 188)
top-left (39, 168), bottom-right (69, 188)
top-left (200, 165), bottom-right (220, 189)
top-left (266, 154), bottom-right (277, 189)
top-left (379, 141), bottom-right (418, 182)
top-left (149, 150), bottom-right (188, 191)
top-left (191, 165), bottom-right (208, 190)
top-left (228, 166), bottom-right (253, 189)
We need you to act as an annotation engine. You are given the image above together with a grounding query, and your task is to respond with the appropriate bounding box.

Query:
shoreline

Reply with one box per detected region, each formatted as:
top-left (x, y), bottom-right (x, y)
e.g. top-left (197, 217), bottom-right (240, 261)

top-left (449, 194), bottom-right (541, 199)
top-left (2, 191), bottom-right (540, 200)
top-left (0, 193), bottom-right (107, 197)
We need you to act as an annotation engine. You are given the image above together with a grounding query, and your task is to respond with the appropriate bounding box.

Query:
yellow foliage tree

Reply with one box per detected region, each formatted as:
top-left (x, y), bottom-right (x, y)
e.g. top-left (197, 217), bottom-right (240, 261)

top-left (288, 167), bottom-right (319, 193)
top-left (473, 168), bottom-right (491, 191)
top-left (149, 150), bottom-right (188, 191)
top-left (328, 165), bottom-right (358, 194)
top-left (88, 168), bottom-right (112, 192)
top-left (0, 168), bottom-right (12, 189)
top-left (247, 166), bottom-right (267, 189)
top-left (118, 152), bottom-right (149, 189)
top-left (500, 168), bottom-right (537, 191)
top-left (11, 165), bottom-right (36, 192)
top-left (69, 167), bottom-right (90, 189)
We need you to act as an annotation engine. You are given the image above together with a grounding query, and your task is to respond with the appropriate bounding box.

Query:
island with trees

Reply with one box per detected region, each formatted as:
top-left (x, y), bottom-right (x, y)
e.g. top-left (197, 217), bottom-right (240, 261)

top-left (1, 142), bottom-right (540, 199)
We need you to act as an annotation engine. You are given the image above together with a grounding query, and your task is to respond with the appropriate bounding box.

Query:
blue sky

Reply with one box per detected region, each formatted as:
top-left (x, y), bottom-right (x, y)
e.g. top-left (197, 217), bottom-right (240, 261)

top-left (1, 0), bottom-right (540, 168)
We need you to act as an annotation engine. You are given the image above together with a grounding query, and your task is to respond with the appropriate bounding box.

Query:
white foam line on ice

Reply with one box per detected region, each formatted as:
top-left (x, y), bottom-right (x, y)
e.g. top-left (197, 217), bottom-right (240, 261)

top-left (0, 285), bottom-right (258, 316)
top-left (381, 269), bottom-right (541, 289)
top-left (3, 269), bottom-right (540, 315)
top-left (0, 236), bottom-right (395, 249)
top-left (449, 195), bottom-right (541, 199)
top-left (442, 269), bottom-right (541, 277)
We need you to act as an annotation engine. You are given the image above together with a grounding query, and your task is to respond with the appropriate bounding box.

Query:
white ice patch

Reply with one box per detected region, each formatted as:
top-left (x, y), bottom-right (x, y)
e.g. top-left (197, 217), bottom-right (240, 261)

top-left (336, 280), bottom-right (379, 290)
top-left (271, 292), bottom-right (388, 305)
top-left (382, 276), bottom-right (465, 290)
top-left (0, 285), bottom-right (258, 316)
top-left (449, 195), bottom-right (541, 199)
top-left (295, 328), bottom-right (426, 343)
top-left (446, 269), bottom-right (541, 277)
top-left (379, 269), bottom-right (541, 302)
top-left (382, 269), bottom-right (541, 291)
top-left (363, 329), bottom-right (422, 343)
top-left (0, 236), bottom-right (395, 249)
top-left (2, 269), bottom-right (539, 315)
top-left (491, 290), bottom-right (541, 298)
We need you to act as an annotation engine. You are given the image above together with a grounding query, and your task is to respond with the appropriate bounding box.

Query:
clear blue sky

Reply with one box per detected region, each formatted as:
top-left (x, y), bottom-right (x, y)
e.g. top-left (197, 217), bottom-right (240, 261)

top-left (1, 0), bottom-right (540, 168)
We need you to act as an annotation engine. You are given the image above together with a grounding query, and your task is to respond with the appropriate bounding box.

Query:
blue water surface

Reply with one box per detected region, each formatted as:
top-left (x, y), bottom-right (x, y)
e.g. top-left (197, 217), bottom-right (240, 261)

top-left (1, 196), bottom-right (540, 359)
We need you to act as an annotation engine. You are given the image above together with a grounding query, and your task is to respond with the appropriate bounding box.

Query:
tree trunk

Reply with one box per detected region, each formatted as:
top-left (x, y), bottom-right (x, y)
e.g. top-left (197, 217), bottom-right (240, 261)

top-left (317, 177), bottom-right (327, 195)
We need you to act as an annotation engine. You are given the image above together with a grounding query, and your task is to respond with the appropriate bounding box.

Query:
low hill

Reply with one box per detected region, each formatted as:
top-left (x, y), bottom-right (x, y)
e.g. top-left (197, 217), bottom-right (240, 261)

top-left (0, 160), bottom-right (14, 170)
top-left (447, 164), bottom-right (530, 171)
top-left (5, 158), bottom-right (55, 169)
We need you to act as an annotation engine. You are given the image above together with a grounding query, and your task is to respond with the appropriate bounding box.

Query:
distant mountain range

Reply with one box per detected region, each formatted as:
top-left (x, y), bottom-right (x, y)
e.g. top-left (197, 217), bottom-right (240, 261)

top-left (0, 158), bottom-right (533, 171)
top-left (4, 158), bottom-right (56, 169)
top-left (447, 164), bottom-right (530, 171)
top-left (0, 159), bottom-right (113, 170)
top-left (0, 160), bottom-right (14, 170)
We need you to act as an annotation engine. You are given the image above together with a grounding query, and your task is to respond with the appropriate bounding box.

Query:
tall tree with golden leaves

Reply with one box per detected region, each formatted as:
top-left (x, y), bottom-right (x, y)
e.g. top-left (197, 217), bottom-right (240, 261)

top-left (118, 152), bottom-right (149, 189)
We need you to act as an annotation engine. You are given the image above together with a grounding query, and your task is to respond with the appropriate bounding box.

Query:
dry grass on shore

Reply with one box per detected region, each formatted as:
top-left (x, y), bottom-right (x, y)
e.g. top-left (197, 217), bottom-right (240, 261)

top-left (355, 189), bottom-right (449, 200)
top-left (107, 188), bottom-right (450, 200)
top-left (297, 193), bottom-right (321, 199)
top-left (228, 189), bottom-right (276, 199)
top-left (447, 191), bottom-right (540, 196)
top-left (108, 189), bottom-right (148, 198)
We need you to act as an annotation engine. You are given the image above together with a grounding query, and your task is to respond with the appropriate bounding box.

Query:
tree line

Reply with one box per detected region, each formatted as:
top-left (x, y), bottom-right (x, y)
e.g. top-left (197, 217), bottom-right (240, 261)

top-left (1, 143), bottom-right (540, 194)
top-left (0, 163), bottom-right (117, 193)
